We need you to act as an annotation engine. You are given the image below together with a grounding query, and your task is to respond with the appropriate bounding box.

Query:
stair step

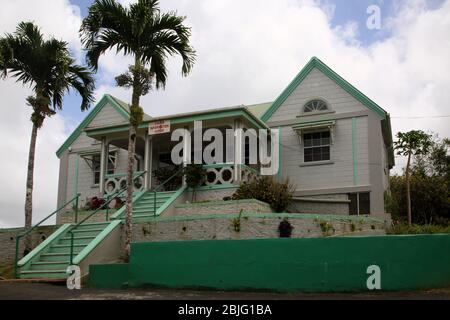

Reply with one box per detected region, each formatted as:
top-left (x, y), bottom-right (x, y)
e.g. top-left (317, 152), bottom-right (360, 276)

top-left (74, 222), bottom-right (110, 229)
top-left (40, 252), bottom-right (80, 262)
top-left (20, 269), bottom-right (67, 279)
top-left (60, 235), bottom-right (96, 240)
top-left (30, 261), bottom-right (69, 270)
top-left (72, 228), bottom-right (104, 233)
top-left (52, 244), bottom-right (85, 248)
top-left (49, 245), bottom-right (85, 254)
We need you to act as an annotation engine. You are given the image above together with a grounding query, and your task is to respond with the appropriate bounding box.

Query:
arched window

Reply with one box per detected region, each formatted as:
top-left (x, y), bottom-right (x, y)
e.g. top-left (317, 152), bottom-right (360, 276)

top-left (303, 99), bottom-right (328, 113)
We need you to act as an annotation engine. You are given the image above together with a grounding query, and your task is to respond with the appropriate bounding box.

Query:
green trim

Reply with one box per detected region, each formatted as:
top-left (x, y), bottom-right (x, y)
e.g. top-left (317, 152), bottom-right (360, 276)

top-left (190, 184), bottom-right (238, 191)
top-left (175, 198), bottom-right (269, 208)
top-left (106, 171), bottom-right (145, 179)
top-left (291, 120), bottom-right (335, 130)
top-left (131, 212), bottom-right (384, 223)
top-left (17, 223), bottom-right (72, 267)
top-left (155, 185), bottom-right (187, 215)
top-left (74, 154), bottom-right (79, 198)
top-left (169, 109), bottom-right (268, 129)
top-left (352, 118), bottom-right (359, 186)
top-left (73, 220), bottom-right (121, 265)
top-left (261, 57), bottom-right (387, 122)
top-left (278, 126), bottom-right (282, 178)
top-left (56, 94), bottom-right (130, 157)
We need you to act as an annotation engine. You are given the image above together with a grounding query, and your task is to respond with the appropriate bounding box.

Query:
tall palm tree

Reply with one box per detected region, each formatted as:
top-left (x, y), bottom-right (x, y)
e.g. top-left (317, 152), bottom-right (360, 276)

top-left (80, 0), bottom-right (195, 260)
top-left (0, 22), bottom-right (95, 253)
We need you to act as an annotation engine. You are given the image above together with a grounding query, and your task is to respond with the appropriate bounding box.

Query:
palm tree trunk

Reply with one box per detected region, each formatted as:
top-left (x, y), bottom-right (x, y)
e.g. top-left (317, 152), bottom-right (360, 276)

top-left (124, 56), bottom-right (142, 262)
top-left (406, 153), bottom-right (412, 226)
top-left (24, 122), bottom-right (38, 254)
top-left (124, 125), bottom-right (136, 261)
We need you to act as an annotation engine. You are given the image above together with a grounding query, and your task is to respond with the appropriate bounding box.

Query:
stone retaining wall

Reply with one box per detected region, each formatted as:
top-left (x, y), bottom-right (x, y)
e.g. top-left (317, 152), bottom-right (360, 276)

top-left (56, 210), bottom-right (114, 224)
top-left (131, 213), bottom-right (386, 243)
top-left (0, 225), bottom-right (57, 266)
top-left (174, 199), bottom-right (273, 216)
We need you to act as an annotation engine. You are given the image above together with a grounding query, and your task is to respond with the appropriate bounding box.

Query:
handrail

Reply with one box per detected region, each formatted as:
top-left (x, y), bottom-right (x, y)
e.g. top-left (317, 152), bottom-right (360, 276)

top-left (68, 170), bottom-right (147, 265)
top-left (14, 193), bottom-right (80, 278)
top-left (151, 167), bottom-right (185, 216)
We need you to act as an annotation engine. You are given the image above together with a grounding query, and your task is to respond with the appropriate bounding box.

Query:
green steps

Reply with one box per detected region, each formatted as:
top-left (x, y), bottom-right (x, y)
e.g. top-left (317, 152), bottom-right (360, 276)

top-left (117, 190), bottom-right (177, 219)
top-left (18, 221), bottom-right (112, 279)
top-left (17, 190), bottom-right (181, 279)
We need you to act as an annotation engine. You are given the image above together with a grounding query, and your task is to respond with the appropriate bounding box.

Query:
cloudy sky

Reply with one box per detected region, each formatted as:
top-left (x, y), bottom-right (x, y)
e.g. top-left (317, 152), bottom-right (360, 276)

top-left (0, 0), bottom-right (449, 227)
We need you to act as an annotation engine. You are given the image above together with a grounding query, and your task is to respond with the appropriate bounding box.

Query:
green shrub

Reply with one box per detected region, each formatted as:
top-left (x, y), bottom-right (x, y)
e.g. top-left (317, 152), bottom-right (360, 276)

top-left (232, 176), bottom-right (294, 212)
top-left (387, 223), bottom-right (450, 235)
top-left (184, 164), bottom-right (207, 201)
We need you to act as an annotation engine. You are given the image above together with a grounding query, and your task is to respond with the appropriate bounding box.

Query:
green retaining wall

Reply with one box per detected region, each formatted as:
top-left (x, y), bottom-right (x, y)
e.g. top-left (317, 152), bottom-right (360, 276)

top-left (90, 234), bottom-right (450, 292)
top-left (89, 263), bottom-right (129, 289)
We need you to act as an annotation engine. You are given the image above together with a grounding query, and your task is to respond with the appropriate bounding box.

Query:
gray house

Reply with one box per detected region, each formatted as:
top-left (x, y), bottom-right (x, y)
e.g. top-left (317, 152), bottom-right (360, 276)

top-left (56, 57), bottom-right (394, 220)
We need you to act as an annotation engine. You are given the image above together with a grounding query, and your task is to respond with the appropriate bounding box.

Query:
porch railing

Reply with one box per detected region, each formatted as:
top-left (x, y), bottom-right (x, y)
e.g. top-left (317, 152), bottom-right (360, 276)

top-left (104, 171), bottom-right (145, 195)
top-left (202, 163), bottom-right (260, 187)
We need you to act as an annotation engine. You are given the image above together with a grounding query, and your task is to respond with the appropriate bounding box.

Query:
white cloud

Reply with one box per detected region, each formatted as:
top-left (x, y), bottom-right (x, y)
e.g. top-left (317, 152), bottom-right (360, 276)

top-left (97, 0), bottom-right (450, 146)
top-left (1, 0), bottom-right (449, 226)
top-left (0, 0), bottom-right (82, 227)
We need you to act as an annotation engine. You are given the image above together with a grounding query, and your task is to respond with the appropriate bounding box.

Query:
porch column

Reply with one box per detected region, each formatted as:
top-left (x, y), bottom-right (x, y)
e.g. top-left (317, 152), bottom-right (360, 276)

top-left (99, 136), bottom-right (108, 195)
top-left (144, 134), bottom-right (153, 190)
top-left (234, 119), bottom-right (243, 183)
top-left (182, 125), bottom-right (191, 186)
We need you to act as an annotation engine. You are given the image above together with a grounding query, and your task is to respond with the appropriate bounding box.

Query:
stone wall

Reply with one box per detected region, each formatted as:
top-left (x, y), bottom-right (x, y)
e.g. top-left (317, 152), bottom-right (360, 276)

top-left (56, 210), bottom-right (114, 224)
top-left (0, 225), bottom-right (57, 266)
top-left (174, 199), bottom-right (273, 216)
top-left (130, 213), bottom-right (386, 243)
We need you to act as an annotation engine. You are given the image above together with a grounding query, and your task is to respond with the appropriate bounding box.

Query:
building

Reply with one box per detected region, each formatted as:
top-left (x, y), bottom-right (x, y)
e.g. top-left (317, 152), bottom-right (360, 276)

top-left (56, 56), bottom-right (394, 219)
top-left (16, 57), bottom-right (394, 279)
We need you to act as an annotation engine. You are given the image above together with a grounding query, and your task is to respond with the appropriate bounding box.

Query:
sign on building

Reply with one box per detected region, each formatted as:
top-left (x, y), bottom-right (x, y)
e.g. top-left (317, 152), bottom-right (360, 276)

top-left (149, 120), bottom-right (170, 135)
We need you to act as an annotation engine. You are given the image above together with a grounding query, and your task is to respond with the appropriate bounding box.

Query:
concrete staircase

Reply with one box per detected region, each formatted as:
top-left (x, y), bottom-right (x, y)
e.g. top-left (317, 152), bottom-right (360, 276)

top-left (18, 221), bottom-right (114, 279)
top-left (17, 190), bottom-right (183, 279)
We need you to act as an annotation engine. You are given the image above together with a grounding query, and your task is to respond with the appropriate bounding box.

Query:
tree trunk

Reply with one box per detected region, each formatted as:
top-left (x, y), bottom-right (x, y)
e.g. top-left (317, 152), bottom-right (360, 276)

top-left (124, 56), bottom-right (143, 262)
top-left (406, 152), bottom-right (412, 226)
top-left (124, 125), bottom-right (137, 261)
top-left (24, 122), bottom-right (39, 255)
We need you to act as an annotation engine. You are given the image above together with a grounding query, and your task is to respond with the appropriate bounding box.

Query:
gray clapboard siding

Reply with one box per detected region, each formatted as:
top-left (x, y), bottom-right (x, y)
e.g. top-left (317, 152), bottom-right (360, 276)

top-left (87, 102), bottom-right (128, 128)
top-left (270, 68), bottom-right (367, 122)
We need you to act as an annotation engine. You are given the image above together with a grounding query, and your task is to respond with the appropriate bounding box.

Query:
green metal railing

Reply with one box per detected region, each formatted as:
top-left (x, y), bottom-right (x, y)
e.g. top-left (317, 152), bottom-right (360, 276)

top-left (14, 193), bottom-right (81, 278)
top-left (151, 167), bottom-right (185, 217)
top-left (68, 170), bottom-right (146, 265)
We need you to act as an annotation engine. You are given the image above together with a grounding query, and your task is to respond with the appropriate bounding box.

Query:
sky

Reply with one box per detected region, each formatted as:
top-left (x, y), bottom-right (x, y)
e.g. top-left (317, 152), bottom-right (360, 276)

top-left (0, 0), bottom-right (449, 227)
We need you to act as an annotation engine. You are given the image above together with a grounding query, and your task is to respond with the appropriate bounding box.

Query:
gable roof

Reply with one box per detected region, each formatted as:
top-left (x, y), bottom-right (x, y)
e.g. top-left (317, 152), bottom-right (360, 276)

top-left (261, 57), bottom-right (388, 122)
top-left (56, 94), bottom-right (151, 157)
top-left (246, 102), bottom-right (272, 119)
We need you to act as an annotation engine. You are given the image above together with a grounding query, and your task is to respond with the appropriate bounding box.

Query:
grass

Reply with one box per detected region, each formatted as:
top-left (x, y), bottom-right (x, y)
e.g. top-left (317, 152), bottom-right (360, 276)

top-left (0, 263), bottom-right (14, 279)
top-left (387, 223), bottom-right (450, 235)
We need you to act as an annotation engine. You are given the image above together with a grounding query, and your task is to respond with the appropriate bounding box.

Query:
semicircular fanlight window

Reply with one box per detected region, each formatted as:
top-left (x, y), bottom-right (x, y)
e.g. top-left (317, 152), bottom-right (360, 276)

top-left (304, 100), bottom-right (328, 113)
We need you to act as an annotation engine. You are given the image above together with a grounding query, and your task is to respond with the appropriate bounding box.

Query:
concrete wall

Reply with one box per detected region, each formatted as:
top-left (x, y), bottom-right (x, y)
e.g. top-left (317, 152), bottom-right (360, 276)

top-left (0, 225), bottom-right (57, 265)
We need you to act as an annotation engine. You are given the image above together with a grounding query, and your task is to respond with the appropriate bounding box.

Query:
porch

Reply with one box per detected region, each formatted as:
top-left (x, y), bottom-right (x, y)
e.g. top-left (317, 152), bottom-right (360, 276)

top-left (82, 108), bottom-right (268, 200)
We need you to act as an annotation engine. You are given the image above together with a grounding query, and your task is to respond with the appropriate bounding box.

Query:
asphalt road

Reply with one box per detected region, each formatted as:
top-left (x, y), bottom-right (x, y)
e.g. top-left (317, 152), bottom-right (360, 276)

top-left (0, 282), bottom-right (449, 300)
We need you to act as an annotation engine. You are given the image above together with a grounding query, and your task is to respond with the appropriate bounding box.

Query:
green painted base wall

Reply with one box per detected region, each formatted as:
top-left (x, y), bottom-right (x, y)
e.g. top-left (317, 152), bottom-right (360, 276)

top-left (89, 263), bottom-right (129, 289)
top-left (90, 235), bottom-right (450, 292)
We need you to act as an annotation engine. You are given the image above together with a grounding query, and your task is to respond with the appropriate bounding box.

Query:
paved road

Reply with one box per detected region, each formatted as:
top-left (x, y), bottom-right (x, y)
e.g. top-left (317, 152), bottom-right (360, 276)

top-left (0, 282), bottom-right (449, 300)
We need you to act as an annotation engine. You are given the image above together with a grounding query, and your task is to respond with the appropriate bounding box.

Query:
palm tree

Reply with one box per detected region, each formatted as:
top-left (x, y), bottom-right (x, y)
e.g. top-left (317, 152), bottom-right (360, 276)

top-left (80, 0), bottom-right (195, 260)
top-left (0, 22), bottom-right (95, 253)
